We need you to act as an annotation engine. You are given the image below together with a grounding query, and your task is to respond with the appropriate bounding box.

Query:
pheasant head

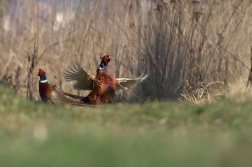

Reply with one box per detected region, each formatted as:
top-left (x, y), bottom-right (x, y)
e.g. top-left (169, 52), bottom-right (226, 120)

top-left (38, 69), bottom-right (47, 83)
top-left (99, 55), bottom-right (112, 69)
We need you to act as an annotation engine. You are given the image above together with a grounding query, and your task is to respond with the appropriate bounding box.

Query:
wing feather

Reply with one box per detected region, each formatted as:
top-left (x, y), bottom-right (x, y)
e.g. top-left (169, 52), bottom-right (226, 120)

top-left (116, 74), bottom-right (148, 90)
top-left (63, 62), bottom-right (95, 90)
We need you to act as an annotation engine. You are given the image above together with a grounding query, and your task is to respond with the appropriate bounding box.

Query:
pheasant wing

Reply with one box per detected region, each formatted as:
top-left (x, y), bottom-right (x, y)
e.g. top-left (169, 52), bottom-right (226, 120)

top-left (64, 62), bottom-right (95, 90)
top-left (116, 74), bottom-right (148, 90)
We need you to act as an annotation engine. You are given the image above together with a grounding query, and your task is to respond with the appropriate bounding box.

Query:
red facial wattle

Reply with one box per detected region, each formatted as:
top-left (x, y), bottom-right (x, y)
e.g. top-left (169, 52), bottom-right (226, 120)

top-left (38, 69), bottom-right (44, 76)
top-left (103, 55), bottom-right (110, 62)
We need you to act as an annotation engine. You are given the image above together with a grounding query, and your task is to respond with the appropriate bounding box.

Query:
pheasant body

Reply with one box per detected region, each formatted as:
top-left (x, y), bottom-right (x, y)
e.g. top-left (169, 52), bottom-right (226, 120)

top-left (38, 69), bottom-right (83, 104)
top-left (82, 68), bottom-right (116, 104)
top-left (39, 81), bottom-right (53, 102)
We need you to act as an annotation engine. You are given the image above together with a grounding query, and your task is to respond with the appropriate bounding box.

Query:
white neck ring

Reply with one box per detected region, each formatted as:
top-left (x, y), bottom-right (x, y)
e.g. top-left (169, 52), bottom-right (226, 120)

top-left (40, 79), bottom-right (48, 83)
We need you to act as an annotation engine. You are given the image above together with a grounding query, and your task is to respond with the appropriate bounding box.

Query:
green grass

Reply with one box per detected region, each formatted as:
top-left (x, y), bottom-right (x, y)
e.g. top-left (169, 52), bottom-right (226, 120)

top-left (0, 85), bottom-right (251, 167)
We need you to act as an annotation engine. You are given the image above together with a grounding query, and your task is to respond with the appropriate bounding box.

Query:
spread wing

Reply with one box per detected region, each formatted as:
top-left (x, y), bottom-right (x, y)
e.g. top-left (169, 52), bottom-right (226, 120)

top-left (116, 74), bottom-right (148, 90)
top-left (63, 62), bottom-right (95, 90)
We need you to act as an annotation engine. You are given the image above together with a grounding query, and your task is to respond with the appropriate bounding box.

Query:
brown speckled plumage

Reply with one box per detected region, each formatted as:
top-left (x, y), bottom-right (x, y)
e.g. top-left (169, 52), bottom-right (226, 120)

top-left (39, 82), bottom-right (53, 102)
top-left (81, 68), bottom-right (116, 104)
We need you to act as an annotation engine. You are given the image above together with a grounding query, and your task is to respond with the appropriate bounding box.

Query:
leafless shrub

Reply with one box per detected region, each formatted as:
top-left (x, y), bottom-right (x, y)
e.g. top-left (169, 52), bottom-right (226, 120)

top-left (26, 35), bottom-right (37, 100)
top-left (0, 0), bottom-right (251, 104)
top-left (179, 81), bottom-right (225, 104)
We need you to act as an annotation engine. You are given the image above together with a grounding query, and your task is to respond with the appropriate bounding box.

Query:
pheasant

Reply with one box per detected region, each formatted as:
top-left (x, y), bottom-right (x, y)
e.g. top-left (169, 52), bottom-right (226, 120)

top-left (63, 55), bottom-right (148, 104)
top-left (37, 69), bottom-right (83, 105)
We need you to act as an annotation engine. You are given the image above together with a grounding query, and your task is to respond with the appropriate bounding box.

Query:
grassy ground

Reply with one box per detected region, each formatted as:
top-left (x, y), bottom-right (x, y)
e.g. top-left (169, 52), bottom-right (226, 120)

top-left (0, 84), bottom-right (251, 167)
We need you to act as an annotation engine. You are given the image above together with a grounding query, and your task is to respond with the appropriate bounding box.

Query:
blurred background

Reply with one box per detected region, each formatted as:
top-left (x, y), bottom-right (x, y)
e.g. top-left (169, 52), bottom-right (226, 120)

top-left (0, 0), bottom-right (251, 103)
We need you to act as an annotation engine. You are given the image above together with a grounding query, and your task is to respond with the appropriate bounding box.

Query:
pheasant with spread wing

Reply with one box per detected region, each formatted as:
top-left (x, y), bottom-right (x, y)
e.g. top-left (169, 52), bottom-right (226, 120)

top-left (64, 55), bottom-right (148, 104)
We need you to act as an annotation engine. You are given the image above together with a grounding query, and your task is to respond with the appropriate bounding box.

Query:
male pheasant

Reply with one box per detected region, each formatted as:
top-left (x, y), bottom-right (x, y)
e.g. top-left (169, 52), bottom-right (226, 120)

top-left (37, 69), bottom-right (83, 104)
top-left (63, 55), bottom-right (148, 104)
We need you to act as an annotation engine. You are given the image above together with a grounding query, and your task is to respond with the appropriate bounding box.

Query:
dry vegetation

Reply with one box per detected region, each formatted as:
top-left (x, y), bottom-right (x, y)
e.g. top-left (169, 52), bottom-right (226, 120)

top-left (0, 0), bottom-right (251, 103)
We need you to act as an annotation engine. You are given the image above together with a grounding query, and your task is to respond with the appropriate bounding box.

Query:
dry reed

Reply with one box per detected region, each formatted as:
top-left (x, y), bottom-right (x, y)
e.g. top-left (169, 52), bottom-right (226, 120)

top-left (0, 0), bottom-right (251, 103)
